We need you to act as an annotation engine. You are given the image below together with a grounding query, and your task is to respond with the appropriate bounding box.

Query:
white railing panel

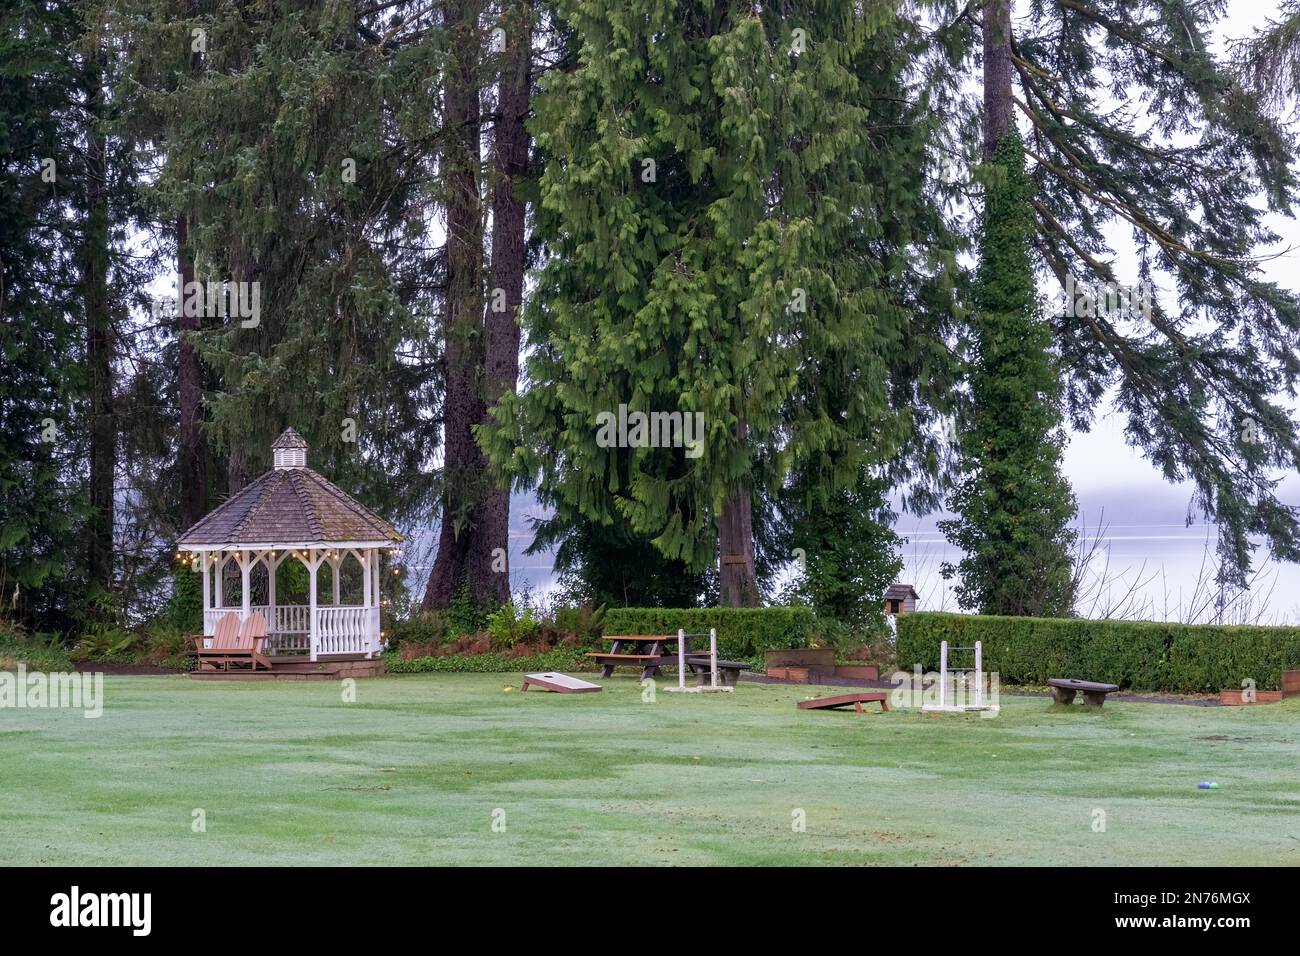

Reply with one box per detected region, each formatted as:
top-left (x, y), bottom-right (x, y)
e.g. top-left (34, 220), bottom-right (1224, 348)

top-left (208, 604), bottom-right (379, 656)
top-left (315, 606), bottom-right (377, 656)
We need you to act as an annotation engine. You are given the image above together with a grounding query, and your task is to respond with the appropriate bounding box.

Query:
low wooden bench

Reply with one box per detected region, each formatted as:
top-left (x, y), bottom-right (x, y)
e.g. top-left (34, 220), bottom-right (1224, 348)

top-left (797, 692), bottom-right (889, 714)
top-left (686, 656), bottom-right (747, 687)
top-left (1048, 677), bottom-right (1119, 708)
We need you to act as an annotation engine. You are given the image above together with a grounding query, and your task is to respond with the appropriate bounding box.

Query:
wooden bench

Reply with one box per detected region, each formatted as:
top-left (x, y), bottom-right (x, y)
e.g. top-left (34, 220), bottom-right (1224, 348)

top-left (196, 612), bottom-right (272, 672)
top-left (797, 692), bottom-right (889, 714)
top-left (1047, 677), bottom-right (1119, 708)
top-left (686, 656), bottom-right (747, 687)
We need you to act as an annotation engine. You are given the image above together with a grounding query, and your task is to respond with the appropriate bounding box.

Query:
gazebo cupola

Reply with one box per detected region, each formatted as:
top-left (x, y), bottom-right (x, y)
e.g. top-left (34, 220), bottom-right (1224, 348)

top-left (272, 426), bottom-right (308, 469)
top-left (177, 429), bottom-right (402, 662)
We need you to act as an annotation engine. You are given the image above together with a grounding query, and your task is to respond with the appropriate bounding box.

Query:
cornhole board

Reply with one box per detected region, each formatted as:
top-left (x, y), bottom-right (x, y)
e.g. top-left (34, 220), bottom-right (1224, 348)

top-left (521, 672), bottom-right (602, 694)
top-left (797, 692), bottom-right (889, 714)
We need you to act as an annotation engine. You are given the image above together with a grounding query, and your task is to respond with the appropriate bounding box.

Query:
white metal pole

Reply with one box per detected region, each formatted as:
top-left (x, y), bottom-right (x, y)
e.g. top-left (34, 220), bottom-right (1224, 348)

top-left (709, 627), bottom-right (718, 688)
top-left (677, 628), bottom-right (686, 690)
top-left (975, 641), bottom-right (983, 708)
top-left (939, 641), bottom-right (948, 709)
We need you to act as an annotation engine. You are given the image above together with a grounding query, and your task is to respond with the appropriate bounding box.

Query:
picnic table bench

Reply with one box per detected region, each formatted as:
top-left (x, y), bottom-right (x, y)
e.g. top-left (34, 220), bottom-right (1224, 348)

top-left (686, 656), bottom-right (747, 687)
top-left (1048, 677), bottom-right (1120, 708)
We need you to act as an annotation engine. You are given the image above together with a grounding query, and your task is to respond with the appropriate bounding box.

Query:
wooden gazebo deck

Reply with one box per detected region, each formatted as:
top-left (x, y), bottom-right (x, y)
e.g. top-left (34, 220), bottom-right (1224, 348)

top-left (190, 657), bottom-right (386, 681)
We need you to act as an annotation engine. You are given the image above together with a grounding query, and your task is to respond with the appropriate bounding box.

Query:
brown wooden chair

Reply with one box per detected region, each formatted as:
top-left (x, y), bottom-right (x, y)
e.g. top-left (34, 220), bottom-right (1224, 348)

top-left (195, 612), bottom-right (271, 672)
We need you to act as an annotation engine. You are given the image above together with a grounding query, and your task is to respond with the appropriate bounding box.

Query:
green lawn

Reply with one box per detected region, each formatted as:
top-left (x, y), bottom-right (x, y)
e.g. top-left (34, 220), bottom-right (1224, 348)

top-left (1, 673), bottom-right (1298, 865)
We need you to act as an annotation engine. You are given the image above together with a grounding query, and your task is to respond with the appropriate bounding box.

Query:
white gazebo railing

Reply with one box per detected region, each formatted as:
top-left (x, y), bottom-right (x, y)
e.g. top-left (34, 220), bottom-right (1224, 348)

top-left (203, 602), bottom-right (382, 658)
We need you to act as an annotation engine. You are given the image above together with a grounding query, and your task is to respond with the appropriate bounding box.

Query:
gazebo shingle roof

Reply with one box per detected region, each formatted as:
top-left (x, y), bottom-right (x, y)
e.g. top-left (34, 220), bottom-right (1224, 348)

top-left (178, 431), bottom-right (401, 547)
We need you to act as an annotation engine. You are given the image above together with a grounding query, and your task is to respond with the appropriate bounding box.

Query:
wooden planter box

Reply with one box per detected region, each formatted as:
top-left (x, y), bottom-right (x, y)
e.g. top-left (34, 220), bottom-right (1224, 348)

top-left (834, 664), bottom-right (880, 681)
top-left (1219, 689), bottom-right (1283, 706)
top-left (765, 648), bottom-right (835, 681)
top-left (1283, 670), bottom-right (1300, 698)
top-left (767, 666), bottom-right (811, 683)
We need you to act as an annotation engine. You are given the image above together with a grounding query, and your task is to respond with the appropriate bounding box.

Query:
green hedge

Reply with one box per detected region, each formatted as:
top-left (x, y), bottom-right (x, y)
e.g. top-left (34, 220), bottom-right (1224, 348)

top-left (385, 648), bottom-right (591, 674)
top-left (896, 612), bottom-right (1300, 693)
top-left (601, 606), bottom-right (815, 661)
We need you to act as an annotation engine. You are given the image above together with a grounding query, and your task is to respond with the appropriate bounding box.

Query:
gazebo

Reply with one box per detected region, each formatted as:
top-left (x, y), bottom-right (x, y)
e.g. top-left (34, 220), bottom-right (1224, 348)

top-left (177, 428), bottom-right (402, 665)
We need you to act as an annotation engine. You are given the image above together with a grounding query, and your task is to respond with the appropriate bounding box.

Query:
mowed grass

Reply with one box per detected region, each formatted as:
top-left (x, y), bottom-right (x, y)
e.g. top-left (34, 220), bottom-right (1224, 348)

top-left (1, 673), bottom-right (1298, 866)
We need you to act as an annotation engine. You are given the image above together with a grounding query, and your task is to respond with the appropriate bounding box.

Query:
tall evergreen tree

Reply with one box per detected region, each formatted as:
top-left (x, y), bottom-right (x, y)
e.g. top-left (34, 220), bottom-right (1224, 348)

top-left (125, 0), bottom-right (442, 529)
top-left (969, 0), bottom-right (1300, 585)
top-left (0, 0), bottom-right (86, 630)
top-left (79, 10), bottom-right (115, 607)
top-left (940, 130), bottom-right (1077, 616)
top-left (485, 0), bottom-right (963, 606)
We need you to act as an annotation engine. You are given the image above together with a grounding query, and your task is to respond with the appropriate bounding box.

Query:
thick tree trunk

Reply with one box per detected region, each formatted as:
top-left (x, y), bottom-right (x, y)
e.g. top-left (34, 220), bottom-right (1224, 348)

top-left (718, 418), bottom-right (759, 607)
top-left (983, 0), bottom-right (1013, 159)
top-left (176, 213), bottom-right (207, 528)
top-left (83, 61), bottom-right (115, 602)
top-left (228, 445), bottom-right (248, 495)
top-left (424, 0), bottom-right (492, 609)
top-left (476, 1), bottom-right (531, 606)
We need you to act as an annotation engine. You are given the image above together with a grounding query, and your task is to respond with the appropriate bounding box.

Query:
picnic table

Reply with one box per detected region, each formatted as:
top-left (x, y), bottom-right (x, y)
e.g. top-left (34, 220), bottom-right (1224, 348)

top-left (587, 634), bottom-right (701, 680)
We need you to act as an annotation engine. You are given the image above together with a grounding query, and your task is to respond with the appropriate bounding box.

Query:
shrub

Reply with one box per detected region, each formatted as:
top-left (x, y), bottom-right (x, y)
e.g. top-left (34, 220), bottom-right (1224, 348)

top-left (74, 627), bottom-right (140, 661)
top-left (0, 621), bottom-right (72, 671)
top-left (600, 606), bottom-right (815, 661)
top-left (550, 603), bottom-right (605, 644)
top-left (896, 612), bottom-right (1300, 693)
top-left (141, 622), bottom-right (188, 664)
top-left (486, 600), bottom-right (540, 647)
top-left (166, 568), bottom-right (203, 632)
top-left (387, 611), bottom-right (453, 647)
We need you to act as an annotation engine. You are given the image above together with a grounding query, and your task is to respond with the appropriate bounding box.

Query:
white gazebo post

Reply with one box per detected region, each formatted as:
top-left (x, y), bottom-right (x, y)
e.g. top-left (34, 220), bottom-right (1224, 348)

top-left (214, 552), bottom-right (224, 610)
top-left (363, 548), bottom-right (375, 657)
top-left (267, 551), bottom-right (277, 634)
top-left (362, 549), bottom-right (373, 608)
top-left (331, 552), bottom-right (341, 606)
top-left (201, 552), bottom-right (212, 635)
top-left (308, 548), bottom-right (319, 662)
top-left (240, 549), bottom-right (252, 620)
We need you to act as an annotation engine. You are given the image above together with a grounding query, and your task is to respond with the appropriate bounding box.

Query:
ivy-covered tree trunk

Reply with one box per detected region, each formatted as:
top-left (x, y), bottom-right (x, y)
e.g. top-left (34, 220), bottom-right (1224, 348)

top-left (940, 130), bottom-right (1078, 616)
top-left (424, 0), bottom-right (496, 609)
top-left (82, 50), bottom-right (115, 604)
top-left (993, 0), bottom-right (1300, 581)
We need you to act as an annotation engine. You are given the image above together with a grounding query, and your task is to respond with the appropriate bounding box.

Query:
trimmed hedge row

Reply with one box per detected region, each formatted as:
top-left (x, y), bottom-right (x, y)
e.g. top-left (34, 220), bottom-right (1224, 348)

top-left (896, 612), bottom-right (1300, 693)
top-left (385, 648), bottom-right (592, 674)
top-left (601, 606), bottom-right (815, 661)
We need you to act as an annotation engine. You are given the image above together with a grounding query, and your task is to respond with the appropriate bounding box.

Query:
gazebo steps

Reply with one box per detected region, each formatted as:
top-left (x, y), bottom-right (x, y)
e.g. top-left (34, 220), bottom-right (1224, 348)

top-left (190, 658), bottom-right (386, 681)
